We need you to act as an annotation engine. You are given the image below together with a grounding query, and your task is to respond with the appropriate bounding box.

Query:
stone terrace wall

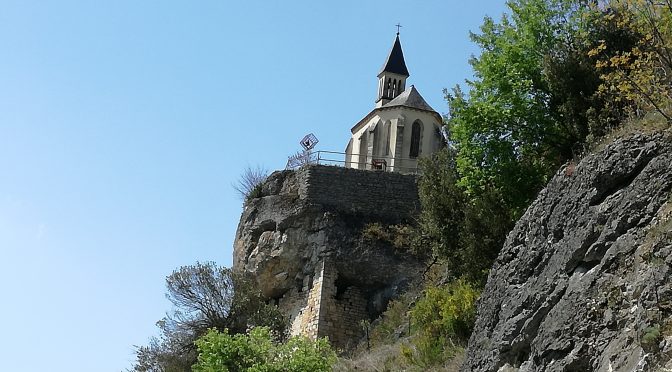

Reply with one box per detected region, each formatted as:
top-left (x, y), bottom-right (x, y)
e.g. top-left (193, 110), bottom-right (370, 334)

top-left (296, 165), bottom-right (419, 222)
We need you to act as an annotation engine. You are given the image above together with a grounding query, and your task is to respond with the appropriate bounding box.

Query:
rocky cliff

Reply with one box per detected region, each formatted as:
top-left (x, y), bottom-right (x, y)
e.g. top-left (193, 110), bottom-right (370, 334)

top-left (464, 132), bottom-right (672, 371)
top-left (232, 165), bottom-right (425, 349)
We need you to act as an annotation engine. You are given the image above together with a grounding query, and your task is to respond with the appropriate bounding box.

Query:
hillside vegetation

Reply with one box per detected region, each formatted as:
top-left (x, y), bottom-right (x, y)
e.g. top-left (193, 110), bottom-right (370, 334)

top-left (131, 0), bottom-right (672, 371)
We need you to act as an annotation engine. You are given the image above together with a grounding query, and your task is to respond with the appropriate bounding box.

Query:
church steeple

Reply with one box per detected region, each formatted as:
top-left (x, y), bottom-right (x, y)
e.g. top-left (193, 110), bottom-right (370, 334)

top-left (376, 33), bottom-right (410, 107)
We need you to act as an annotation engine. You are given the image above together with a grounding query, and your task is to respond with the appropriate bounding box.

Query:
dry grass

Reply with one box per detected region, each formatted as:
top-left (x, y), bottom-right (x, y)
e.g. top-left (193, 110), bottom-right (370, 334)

top-left (640, 193), bottom-right (672, 255)
top-left (334, 340), bottom-right (464, 372)
top-left (590, 112), bottom-right (671, 153)
top-left (335, 262), bottom-right (471, 372)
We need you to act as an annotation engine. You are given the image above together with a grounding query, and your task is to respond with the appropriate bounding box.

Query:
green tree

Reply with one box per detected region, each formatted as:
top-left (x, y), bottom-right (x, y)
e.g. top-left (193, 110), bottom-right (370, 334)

top-left (447, 0), bottom-right (596, 217)
top-left (416, 149), bottom-right (512, 284)
top-left (193, 327), bottom-right (336, 372)
top-left (132, 263), bottom-right (285, 372)
top-left (591, 1), bottom-right (672, 122)
top-left (457, 187), bottom-right (513, 284)
top-left (424, 0), bottom-right (643, 285)
top-left (416, 148), bottom-right (465, 261)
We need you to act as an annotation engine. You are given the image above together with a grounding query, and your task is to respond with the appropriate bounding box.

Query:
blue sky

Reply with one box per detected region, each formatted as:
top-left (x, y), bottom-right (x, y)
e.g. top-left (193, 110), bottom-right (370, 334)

top-left (0, 1), bottom-right (509, 371)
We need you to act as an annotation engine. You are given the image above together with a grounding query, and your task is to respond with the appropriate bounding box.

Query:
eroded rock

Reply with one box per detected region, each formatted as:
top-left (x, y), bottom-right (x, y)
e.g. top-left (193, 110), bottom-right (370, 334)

top-left (464, 133), bottom-right (672, 371)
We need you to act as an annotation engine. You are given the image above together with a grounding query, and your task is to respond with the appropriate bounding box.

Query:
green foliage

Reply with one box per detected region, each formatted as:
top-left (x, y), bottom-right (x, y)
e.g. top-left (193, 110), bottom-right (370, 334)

top-left (132, 263), bottom-right (286, 372)
top-left (395, 279), bottom-right (479, 367)
top-left (247, 183), bottom-right (264, 200)
top-left (416, 149), bottom-right (513, 284)
top-left (444, 0), bottom-right (646, 217)
top-left (457, 187), bottom-right (513, 284)
top-left (423, 0), bottom-right (644, 284)
top-left (592, 1), bottom-right (672, 122)
top-left (447, 0), bottom-right (586, 216)
top-left (641, 324), bottom-right (662, 350)
top-left (544, 9), bottom-right (636, 143)
top-left (411, 280), bottom-right (480, 342)
top-left (368, 296), bottom-right (412, 346)
top-left (416, 149), bottom-right (466, 259)
top-left (228, 272), bottom-right (287, 338)
top-left (193, 327), bottom-right (337, 372)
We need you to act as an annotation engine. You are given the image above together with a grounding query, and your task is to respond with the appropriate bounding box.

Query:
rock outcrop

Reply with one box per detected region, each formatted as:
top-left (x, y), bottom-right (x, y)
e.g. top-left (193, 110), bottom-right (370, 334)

top-left (233, 165), bottom-right (425, 349)
top-left (464, 132), bottom-right (672, 371)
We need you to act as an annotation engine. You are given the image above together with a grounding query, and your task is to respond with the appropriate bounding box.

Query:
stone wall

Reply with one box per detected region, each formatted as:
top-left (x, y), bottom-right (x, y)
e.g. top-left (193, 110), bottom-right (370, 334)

top-left (278, 261), bottom-right (325, 340)
top-left (322, 283), bottom-right (368, 350)
top-left (276, 258), bottom-right (370, 350)
top-left (296, 165), bottom-right (419, 222)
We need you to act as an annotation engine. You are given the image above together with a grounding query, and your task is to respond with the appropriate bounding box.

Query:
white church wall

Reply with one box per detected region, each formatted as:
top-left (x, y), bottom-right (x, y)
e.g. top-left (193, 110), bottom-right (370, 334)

top-left (395, 110), bottom-right (439, 173)
top-left (349, 118), bottom-right (375, 169)
top-left (346, 109), bottom-right (440, 173)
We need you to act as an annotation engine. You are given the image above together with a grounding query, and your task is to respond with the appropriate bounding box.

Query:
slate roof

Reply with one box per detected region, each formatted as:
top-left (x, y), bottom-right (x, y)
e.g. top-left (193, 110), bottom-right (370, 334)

top-left (383, 85), bottom-right (435, 112)
top-left (350, 86), bottom-right (441, 133)
top-left (380, 35), bottom-right (410, 76)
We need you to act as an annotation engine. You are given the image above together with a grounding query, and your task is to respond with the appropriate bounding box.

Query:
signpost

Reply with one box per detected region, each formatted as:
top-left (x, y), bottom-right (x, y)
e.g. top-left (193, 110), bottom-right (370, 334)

top-left (286, 133), bottom-right (319, 169)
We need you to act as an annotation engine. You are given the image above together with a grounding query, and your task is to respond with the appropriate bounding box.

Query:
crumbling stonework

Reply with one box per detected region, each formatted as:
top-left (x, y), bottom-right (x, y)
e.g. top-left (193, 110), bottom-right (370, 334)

top-left (233, 165), bottom-right (424, 350)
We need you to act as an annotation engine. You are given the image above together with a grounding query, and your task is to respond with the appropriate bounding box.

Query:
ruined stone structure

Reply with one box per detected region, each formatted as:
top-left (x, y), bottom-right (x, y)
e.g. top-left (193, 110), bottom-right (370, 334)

top-left (233, 165), bottom-right (425, 349)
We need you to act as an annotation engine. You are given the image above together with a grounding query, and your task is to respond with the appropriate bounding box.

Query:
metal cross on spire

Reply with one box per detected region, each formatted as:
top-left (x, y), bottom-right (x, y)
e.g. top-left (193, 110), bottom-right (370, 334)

top-left (395, 23), bottom-right (402, 35)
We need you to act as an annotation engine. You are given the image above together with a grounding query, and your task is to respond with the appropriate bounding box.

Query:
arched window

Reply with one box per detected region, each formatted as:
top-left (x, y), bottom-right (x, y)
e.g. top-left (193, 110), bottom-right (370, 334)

top-left (392, 79), bottom-right (397, 97)
top-left (385, 121), bottom-right (391, 156)
top-left (409, 121), bottom-right (422, 158)
top-left (358, 132), bottom-right (368, 169)
top-left (372, 121), bottom-right (381, 156)
top-left (386, 78), bottom-right (392, 98)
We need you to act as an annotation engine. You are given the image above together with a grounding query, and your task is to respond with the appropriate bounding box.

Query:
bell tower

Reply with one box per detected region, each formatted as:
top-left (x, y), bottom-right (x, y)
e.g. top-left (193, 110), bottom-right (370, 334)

top-left (375, 32), bottom-right (410, 108)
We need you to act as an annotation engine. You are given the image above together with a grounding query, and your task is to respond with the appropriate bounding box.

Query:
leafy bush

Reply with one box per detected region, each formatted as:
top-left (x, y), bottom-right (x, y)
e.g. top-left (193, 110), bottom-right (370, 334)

top-left (416, 150), bottom-right (513, 285)
top-left (193, 327), bottom-right (336, 372)
top-left (131, 263), bottom-right (285, 371)
top-left (411, 279), bottom-right (480, 341)
top-left (591, 1), bottom-right (672, 123)
top-left (402, 279), bottom-right (480, 366)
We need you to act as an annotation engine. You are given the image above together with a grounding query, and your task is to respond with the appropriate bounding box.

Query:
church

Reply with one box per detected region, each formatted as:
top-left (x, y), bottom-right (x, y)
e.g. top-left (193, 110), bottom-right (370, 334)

top-left (345, 32), bottom-right (443, 173)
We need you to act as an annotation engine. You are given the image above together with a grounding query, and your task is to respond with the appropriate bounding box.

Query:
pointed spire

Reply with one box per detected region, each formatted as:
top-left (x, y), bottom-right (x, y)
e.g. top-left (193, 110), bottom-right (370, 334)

top-left (380, 34), bottom-right (410, 77)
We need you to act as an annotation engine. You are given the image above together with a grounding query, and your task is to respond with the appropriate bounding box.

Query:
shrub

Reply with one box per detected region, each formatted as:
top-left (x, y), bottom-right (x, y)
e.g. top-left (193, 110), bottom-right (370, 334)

top-left (131, 263), bottom-right (286, 371)
top-left (193, 327), bottom-right (336, 372)
top-left (641, 324), bottom-right (662, 351)
top-left (233, 165), bottom-right (268, 201)
top-left (369, 296), bottom-right (412, 346)
top-left (403, 279), bottom-right (480, 366)
top-left (411, 279), bottom-right (479, 341)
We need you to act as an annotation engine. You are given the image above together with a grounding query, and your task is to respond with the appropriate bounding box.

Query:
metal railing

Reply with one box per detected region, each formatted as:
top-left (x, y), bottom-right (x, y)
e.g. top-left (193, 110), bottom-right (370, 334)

top-left (286, 150), bottom-right (420, 173)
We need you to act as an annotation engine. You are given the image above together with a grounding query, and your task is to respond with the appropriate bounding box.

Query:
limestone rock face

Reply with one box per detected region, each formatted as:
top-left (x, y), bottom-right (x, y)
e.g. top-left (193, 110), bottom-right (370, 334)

top-left (232, 165), bottom-right (424, 348)
top-left (463, 133), bottom-right (672, 371)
